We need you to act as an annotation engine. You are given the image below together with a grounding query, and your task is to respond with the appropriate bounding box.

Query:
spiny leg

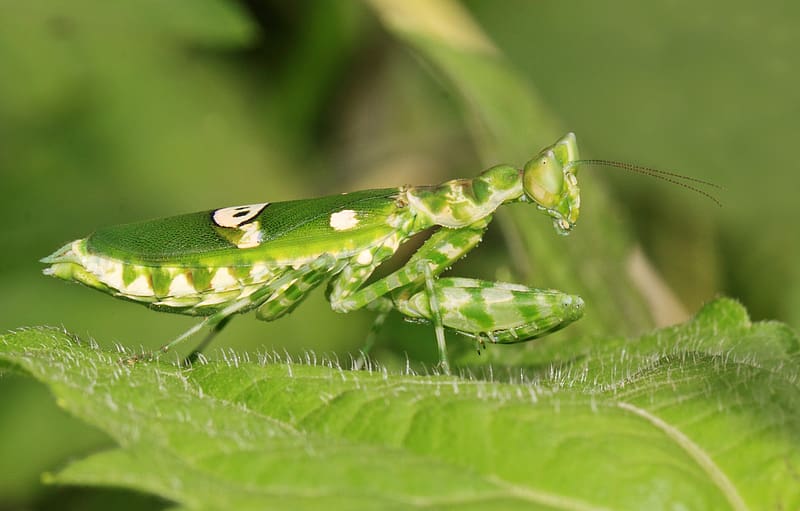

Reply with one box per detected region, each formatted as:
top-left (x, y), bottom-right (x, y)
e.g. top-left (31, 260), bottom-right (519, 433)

top-left (330, 218), bottom-right (490, 312)
top-left (124, 296), bottom-right (255, 365)
top-left (422, 263), bottom-right (449, 374)
top-left (327, 253), bottom-right (397, 369)
top-left (183, 315), bottom-right (233, 366)
top-left (328, 219), bottom-right (490, 373)
top-left (394, 277), bottom-right (585, 346)
top-left (353, 297), bottom-right (392, 370)
top-left (255, 258), bottom-right (342, 322)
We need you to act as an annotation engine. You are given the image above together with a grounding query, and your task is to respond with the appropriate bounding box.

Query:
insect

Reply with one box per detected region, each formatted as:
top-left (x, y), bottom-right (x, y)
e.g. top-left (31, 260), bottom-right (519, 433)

top-left (41, 133), bottom-right (717, 373)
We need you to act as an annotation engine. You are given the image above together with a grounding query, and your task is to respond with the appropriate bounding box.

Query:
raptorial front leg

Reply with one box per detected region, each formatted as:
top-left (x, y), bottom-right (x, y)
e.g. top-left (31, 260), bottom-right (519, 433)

top-left (329, 218), bottom-right (490, 313)
top-left (395, 277), bottom-right (584, 346)
top-left (327, 220), bottom-right (490, 373)
top-left (183, 315), bottom-right (234, 366)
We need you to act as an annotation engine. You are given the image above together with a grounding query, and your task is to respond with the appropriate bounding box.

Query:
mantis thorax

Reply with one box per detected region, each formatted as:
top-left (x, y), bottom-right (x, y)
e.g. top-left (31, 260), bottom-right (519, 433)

top-left (403, 132), bottom-right (582, 235)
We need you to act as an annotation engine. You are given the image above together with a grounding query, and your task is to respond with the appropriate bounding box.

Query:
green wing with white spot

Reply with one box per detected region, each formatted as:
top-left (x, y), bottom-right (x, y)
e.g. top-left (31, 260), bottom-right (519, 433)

top-left (84, 188), bottom-right (401, 267)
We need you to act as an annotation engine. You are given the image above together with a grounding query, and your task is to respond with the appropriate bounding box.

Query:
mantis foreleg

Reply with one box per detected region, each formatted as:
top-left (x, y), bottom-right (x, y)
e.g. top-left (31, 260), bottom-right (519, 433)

top-left (328, 219), bottom-right (490, 373)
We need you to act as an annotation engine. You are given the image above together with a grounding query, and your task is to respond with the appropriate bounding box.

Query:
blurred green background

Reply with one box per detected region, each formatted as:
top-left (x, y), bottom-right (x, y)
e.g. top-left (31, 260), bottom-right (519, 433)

top-left (1, 1), bottom-right (797, 509)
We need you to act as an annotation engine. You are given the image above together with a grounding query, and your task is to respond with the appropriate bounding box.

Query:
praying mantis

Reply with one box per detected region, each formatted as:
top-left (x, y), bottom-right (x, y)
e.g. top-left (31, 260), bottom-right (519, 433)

top-left (42, 133), bottom-right (717, 373)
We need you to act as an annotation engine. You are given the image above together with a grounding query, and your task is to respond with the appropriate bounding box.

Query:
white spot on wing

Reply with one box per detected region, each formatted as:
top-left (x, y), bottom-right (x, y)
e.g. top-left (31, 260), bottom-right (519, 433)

top-left (330, 209), bottom-right (358, 231)
top-left (236, 222), bottom-right (262, 249)
top-left (213, 203), bottom-right (269, 228)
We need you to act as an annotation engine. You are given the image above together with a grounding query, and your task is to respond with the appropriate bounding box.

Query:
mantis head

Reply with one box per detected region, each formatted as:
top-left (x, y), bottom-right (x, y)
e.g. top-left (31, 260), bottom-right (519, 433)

top-left (520, 133), bottom-right (721, 237)
top-left (522, 132), bottom-right (581, 236)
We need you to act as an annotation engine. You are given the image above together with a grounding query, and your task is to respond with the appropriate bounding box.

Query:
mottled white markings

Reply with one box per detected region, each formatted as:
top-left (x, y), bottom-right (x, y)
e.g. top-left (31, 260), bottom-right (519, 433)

top-left (438, 243), bottom-right (462, 259)
top-left (386, 274), bottom-right (403, 288)
top-left (196, 293), bottom-right (231, 307)
top-left (210, 267), bottom-right (238, 291)
top-left (91, 255), bottom-right (114, 274)
top-left (124, 294), bottom-right (154, 304)
top-left (249, 262), bottom-right (271, 281)
top-left (126, 275), bottom-right (154, 296)
top-left (100, 261), bottom-right (125, 291)
top-left (168, 272), bottom-right (196, 296)
top-left (441, 288), bottom-right (473, 309)
top-left (494, 281), bottom-right (529, 292)
top-left (356, 249), bottom-right (373, 266)
top-left (329, 209), bottom-right (358, 231)
top-left (382, 234), bottom-right (401, 251)
top-left (213, 202), bottom-right (269, 228)
top-left (155, 296), bottom-right (201, 308)
top-left (235, 285), bottom-right (262, 299)
top-left (275, 279), bottom-right (296, 295)
top-left (480, 288), bottom-right (515, 304)
top-left (386, 213), bottom-right (403, 228)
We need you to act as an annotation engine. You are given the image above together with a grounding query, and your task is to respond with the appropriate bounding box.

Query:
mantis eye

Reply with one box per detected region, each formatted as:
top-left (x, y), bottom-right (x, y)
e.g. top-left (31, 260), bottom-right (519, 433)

top-left (523, 150), bottom-right (564, 209)
top-left (520, 133), bottom-right (581, 236)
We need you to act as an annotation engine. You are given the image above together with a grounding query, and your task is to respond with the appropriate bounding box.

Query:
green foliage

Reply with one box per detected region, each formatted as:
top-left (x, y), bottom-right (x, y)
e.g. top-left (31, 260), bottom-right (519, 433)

top-left (1, 298), bottom-right (798, 510)
top-left (1, 1), bottom-right (797, 508)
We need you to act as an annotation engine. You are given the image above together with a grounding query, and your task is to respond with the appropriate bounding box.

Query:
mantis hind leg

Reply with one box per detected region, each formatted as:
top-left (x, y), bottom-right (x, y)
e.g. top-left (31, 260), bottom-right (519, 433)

top-left (354, 271), bottom-right (448, 373)
top-left (124, 299), bottom-right (250, 365)
top-left (355, 265), bottom-right (451, 374)
top-left (123, 254), bottom-right (338, 365)
top-left (353, 297), bottom-right (392, 370)
top-left (182, 315), bottom-right (234, 366)
top-left (254, 261), bottom-right (336, 322)
top-left (422, 263), bottom-right (449, 374)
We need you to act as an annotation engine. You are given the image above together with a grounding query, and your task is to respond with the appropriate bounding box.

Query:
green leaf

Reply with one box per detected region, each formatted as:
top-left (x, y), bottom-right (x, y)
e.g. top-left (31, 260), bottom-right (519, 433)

top-left (2, 298), bottom-right (798, 510)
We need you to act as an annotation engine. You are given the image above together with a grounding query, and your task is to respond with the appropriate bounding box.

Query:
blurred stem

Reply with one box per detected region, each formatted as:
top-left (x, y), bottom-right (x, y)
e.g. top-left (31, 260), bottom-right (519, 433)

top-left (239, 0), bottom-right (367, 154)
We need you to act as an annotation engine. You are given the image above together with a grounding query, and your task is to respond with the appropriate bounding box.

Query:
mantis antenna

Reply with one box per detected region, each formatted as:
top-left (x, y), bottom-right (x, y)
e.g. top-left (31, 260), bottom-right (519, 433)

top-left (567, 159), bottom-right (722, 207)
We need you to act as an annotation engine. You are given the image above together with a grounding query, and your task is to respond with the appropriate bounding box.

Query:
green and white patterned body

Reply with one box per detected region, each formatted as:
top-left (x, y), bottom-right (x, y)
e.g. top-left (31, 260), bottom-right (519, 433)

top-left (43, 133), bottom-right (585, 372)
